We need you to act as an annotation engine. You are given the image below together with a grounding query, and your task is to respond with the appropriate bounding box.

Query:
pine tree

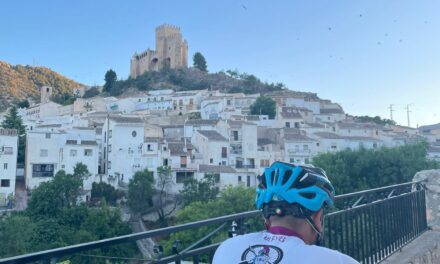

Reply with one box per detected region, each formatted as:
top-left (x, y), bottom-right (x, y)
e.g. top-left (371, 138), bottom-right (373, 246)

top-left (1, 106), bottom-right (26, 163)
top-left (193, 52), bottom-right (208, 72)
top-left (103, 69), bottom-right (117, 93)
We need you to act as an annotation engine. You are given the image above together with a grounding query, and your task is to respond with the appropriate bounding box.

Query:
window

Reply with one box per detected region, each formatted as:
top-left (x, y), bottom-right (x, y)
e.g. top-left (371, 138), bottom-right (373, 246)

top-left (180, 156), bottom-right (187, 168)
top-left (232, 131), bottom-right (239, 141)
top-left (147, 144), bottom-right (152, 151)
top-left (210, 158), bottom-right (214, 164)
top-left (316, 142), bottom-right (320, 147)
top-left (109, 130), bottom-right (112, 138)
top-left (108, 144), bottom-right (112, 152)
top-left (331, 144), bottom-right (337, 149)
top-left (70, 149), bottom-right (77, 157)
top-left (221, 147), bottom-right (227, 158)
top-left (108, 161), bottom-right (111, 169)
top-left (227, 99), bottom-right (231, 105)
top-left (132, 130), bottom-right (137, 137)
top-left (40, 149), bottom-right (48, 157)
top-left (176, 172), bottom-right (194, 183)
top-left (238, 176), bottom-right (242, 183)
top-left (2, 147), bottom-right (13, 154)
top-left (285, 122), bottom-right (290, 128)
top-left (247, 176), bottom-right (251, 187)
top-left (32, 164), bottom-right (54, 177)
top-left (1, 180), bottom-right (11, 187)
top-left (104, 131), bottom-right (107, 142)
top-left (303, 145), bottom-right (309, 150)
top-left (45, 133), bottom-right (51, 139)
top-left (163, 158), bottom-right (168, 166)
top-left (84, 149), bottom-right (93, 156)
top-left (3, 163), bottom-right (7, 170)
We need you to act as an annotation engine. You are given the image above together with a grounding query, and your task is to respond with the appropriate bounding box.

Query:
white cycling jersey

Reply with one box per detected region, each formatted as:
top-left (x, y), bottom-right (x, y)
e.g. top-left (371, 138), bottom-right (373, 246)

top-left (213, 227), bottom-right (359, 264)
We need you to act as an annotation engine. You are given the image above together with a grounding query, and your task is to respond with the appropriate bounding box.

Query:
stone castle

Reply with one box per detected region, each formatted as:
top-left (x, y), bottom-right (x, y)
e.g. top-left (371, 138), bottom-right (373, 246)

top-left (130, 24), bottom-right (188, 78)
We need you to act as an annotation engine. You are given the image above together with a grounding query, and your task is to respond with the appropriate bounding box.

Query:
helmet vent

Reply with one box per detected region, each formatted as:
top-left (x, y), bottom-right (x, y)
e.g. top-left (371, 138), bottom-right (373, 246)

top-left (282, 169), bottom-right (292, 185)
top-left (299, 192), bottom-right (316, 199)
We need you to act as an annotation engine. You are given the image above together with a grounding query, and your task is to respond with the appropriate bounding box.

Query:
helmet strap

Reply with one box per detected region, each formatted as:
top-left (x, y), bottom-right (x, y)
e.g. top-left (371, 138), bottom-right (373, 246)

top-left (301, 207), bottom-right (325, 245)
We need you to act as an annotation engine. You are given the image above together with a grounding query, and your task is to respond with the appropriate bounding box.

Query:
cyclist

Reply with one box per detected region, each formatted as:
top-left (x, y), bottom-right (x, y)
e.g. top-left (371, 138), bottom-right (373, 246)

top-left (213, 161), bottom-right (359, 264)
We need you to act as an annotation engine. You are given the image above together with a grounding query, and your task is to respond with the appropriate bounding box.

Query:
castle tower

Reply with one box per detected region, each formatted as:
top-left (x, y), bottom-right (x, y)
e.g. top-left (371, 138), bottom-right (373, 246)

top-left (40, 86), bottom-right (52, 103)
top-left (130, 24), bottom-right (188, 78)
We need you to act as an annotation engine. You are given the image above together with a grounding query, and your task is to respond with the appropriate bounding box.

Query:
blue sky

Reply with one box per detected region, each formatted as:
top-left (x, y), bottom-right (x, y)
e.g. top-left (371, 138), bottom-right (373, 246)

top-left (1, 0), bottom-right (439, 126)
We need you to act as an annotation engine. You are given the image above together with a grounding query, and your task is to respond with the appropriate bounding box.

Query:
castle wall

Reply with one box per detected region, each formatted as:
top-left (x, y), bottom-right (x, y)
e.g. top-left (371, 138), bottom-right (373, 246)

top-left (130, 24), bottom-right (188, 78)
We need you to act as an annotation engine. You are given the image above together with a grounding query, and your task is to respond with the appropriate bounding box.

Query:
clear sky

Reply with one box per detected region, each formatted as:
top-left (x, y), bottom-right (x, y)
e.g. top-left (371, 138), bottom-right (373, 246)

top-left (1, 0), bottom-right (439, 127)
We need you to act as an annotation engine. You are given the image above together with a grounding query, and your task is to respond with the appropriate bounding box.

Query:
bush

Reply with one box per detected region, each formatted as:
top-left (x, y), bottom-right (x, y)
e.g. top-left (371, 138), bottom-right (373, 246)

top-left (82, 87), bottom-right (100, 98)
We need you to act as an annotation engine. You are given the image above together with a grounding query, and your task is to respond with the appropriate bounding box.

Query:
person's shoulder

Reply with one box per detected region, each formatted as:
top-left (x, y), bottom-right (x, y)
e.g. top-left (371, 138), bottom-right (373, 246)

top-left (213, 232), bottom-right (265, 262)
top-left (308, 245), bottom-right (359, 264)
top-left (217, 232), bottom-right (264, 248)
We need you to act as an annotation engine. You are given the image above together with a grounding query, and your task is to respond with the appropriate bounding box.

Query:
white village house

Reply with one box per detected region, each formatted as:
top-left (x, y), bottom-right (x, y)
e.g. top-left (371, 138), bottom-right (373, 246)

top-left (0, 129), bottom-right (18, 206)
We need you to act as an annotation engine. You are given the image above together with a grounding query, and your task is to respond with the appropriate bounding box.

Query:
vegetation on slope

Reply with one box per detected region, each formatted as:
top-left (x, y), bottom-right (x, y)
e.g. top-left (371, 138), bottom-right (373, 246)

top-left (0, 61), bottom-right (83, 110)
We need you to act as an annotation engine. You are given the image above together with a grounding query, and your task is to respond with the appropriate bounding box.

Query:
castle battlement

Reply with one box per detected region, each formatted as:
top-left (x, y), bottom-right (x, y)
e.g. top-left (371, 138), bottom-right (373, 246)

top-left (130, 24), bottom-right (188, 78)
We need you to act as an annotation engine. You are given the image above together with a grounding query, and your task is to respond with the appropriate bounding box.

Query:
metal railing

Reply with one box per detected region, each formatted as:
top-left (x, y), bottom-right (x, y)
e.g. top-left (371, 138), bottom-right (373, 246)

top-left (0, 181), bottom-right (427, 264)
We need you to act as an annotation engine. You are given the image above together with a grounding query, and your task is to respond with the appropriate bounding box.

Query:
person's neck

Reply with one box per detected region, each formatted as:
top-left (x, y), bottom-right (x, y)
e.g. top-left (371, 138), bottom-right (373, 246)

top-left (268, 223), bottom-right (314, 245)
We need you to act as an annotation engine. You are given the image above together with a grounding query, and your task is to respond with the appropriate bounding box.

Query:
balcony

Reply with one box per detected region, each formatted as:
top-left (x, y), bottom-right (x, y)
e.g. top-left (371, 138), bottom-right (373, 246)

top-left (0, 147), bottom-right (13, 155)
top-left (287, 149), bottom-right (311, 156)
top-left (235, 164), bottom-right (256, 169)
top-left (171, 163), bottom-right (197, 171)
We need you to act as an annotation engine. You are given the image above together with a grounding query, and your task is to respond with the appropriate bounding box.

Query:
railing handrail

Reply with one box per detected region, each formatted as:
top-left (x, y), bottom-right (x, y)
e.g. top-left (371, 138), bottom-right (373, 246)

top-left (334, 180), bottom-right (422, 201)
top-left (0, 181), bottom-right (424, 264)
top-left (0, 211), bottom-right (260, 264)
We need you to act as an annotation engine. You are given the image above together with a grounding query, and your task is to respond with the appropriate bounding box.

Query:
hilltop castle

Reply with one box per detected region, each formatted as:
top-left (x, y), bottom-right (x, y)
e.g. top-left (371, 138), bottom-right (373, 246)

top-left (130, 24), bottom-right (188, 78)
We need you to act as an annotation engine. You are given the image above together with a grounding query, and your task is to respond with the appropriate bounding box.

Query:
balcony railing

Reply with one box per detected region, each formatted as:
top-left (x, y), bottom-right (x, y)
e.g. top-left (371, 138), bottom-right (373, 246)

top-left (235, 164), bottom-right (256, 169)
top-left (170, 163), bottom-right (198, 171)
top-left (287, 149), bottom-right (311, 155)
top-left (0, 181), bottom-right (427, 264)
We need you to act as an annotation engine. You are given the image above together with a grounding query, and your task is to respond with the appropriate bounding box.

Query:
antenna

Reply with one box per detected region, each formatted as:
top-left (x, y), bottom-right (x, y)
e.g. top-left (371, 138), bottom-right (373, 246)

top-left (405, 104), bottom-right (412, 127)
top-left (388, 104), bottom-right (394, 121)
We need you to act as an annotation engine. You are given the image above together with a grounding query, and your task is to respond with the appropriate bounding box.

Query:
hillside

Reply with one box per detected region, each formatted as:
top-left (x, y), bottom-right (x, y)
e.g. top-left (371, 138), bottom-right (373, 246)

top-left (0, 61), bottom-right (83, 110)
top-left (109, 67), bottom-right (321, 100)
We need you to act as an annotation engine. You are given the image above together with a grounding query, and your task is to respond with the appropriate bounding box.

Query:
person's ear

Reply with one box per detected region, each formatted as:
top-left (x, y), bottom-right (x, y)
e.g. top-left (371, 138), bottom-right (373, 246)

top-left (311, 209), bottom-right (324, 231)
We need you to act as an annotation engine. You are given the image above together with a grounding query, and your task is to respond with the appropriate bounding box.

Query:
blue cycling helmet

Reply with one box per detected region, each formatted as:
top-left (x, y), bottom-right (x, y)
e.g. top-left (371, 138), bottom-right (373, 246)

top-left (256, 161), bottom-right (335, 213)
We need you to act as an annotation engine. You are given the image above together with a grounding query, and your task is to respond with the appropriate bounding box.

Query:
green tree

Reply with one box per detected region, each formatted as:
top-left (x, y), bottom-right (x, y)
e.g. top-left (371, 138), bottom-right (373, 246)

top-left (193, 52), bottom-right (208, 72)
top-left (250, 96), bottom-right (276, 119)
top-left (154, 166), bottom-right (177, 227)
top-left (0, 215), bottom-right (37, 257)
top-left (0, 164), bottom-right (137, 262)
top-left (27, 163), bottom-right (90, 216)
top-left (162, 186), bottom-right (260, 255)
top-left (91, 182), bottom-right (123, 205)
top-left (17, 99), bottom-right (30, 108)
top-left (354, 115), bottom-right (396, 126)
top-left (188, 112), bottom-right (201, 120)
top-left (51, 92), bottom-right (76, 105)
top-left (103, 69), bottom-right (117, 93)
top-left (312, 142), bottom-right (439, 194)
top-left (180, 174), bottom-right (219, 206)
top-left (127, 169), bottom-right (155, 216)
top-left (82, 86), bottom-right (100, 98)
top-left (1, 106), bottom-right (26, 163)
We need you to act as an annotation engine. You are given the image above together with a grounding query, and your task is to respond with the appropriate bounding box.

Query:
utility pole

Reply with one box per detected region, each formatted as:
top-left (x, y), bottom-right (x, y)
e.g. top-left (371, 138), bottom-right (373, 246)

top-left (388, 104), bottom-right (394, 121)
top-left (405, 104), bottom-right (411, 127)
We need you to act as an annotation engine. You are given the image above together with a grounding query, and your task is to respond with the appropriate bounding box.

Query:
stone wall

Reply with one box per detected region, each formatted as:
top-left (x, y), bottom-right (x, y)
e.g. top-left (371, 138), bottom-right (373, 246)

top-left (383, 169), bottom-right (440, 264)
